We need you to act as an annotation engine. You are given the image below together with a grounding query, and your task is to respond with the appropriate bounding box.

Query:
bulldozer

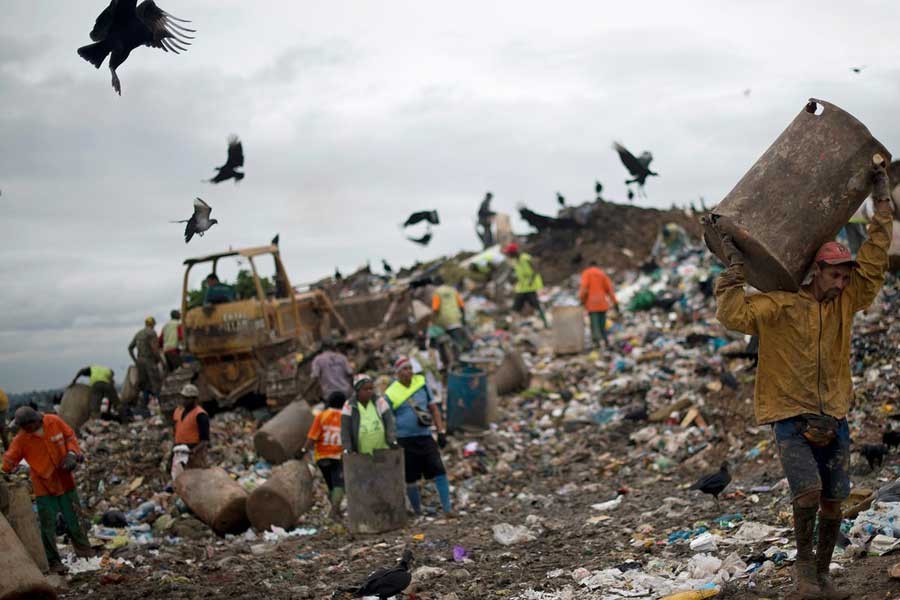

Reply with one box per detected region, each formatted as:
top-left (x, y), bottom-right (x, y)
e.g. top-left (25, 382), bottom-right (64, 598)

top-left (158, 243), bottom-right (349, 417)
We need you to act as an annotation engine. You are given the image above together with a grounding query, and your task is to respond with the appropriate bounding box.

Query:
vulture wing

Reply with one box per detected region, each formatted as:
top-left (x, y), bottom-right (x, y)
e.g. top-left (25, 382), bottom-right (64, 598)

top-left (136, 0), bottom-right (195, 53)
top-left (612, 141), bottom-right (645, 177)
top-left (226, 137), bottom-right (244, 169)
top-left (193, 197), bottom-right (212, 220)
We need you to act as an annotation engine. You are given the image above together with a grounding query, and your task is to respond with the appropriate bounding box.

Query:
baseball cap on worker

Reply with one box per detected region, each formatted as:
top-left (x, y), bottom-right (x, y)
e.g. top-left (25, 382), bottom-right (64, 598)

top-left (393, 356), bottom-right (412, 372)
top-left (145, 316), bottom-right (156, 326)
top-left (14, 405), bottom-right (42, 427)
top-left (814, 241), bottom-right (858, 268)
top-left (353, 373), bottom-right (373, 391)
top-left (180, 384), bottom-right (200, 398)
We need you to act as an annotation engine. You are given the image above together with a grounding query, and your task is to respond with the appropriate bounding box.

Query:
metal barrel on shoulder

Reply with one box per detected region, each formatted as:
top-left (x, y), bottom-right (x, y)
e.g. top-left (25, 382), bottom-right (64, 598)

top-left (704, 98), bottom-right (891, 292)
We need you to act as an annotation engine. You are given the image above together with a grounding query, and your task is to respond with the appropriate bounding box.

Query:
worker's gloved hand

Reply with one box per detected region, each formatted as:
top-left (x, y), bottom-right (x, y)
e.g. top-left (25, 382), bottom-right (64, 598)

top-left (720, 234), bottom-right (744, 267)
top-left (872, 163), bottom-right (895, 216)
top-left (437, 432), bottom-right (447, 449)
top-left (61, 452), bottom-right (78, 472)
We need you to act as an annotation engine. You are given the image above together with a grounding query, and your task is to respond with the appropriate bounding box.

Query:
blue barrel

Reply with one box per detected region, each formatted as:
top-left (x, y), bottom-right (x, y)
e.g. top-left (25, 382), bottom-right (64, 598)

top-left (447, 365), bottom-right (495, 432)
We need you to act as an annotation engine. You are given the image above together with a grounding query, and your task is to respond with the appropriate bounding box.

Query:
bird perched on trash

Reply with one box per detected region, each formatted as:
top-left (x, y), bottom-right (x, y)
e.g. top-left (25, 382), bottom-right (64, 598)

top-left (77, 0), bottom-right (195, 95)
top-left (612, 141), bottom-right (658, 198)
top-left (171, 198), bottom-right (217, 243)
top-left (556, 192), bottom-right (566, 207)
top-left (334, 268), bottom-right (343, 282)
top-left (207, 136), bottom-right (245, 184)
top-left (689, 462), bottom-right (731, 508)
top-left (271, 233), bottom-right (279, 246)
top-left (594, 181), bottom-right (603, 200)
top-left (859, 443), bottom-right (887, 472)
top-left (883, 425), bottom-right (900, 451)
top-left (334, 548), bottom-right (414, 600)
top-left (382, 259), bottom-right (394, 275)
top-left (402, 210), bottom-right (440, 228)
top-left (718, 368), bottom-right (739, 391)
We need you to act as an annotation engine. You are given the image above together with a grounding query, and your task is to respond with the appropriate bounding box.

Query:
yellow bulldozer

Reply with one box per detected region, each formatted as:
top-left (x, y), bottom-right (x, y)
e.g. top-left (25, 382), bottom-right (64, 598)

top-left (159, 243), bottom-right (349, 416)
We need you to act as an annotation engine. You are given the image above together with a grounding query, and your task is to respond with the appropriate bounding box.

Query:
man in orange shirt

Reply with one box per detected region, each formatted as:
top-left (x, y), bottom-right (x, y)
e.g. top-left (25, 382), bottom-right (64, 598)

top-left (579, 260), bottom-right (619, 348)
top-left (2, 406), bottom-right (93, 572)
top-left (302, 391), bottom-right (346, 519)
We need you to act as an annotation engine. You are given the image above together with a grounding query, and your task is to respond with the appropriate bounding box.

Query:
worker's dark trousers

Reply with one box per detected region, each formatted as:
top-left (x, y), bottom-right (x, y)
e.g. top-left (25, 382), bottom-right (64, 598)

top-left (37, 490), bottom-right (91, 565)
top-left (588, 311), bottom-right (609, 347)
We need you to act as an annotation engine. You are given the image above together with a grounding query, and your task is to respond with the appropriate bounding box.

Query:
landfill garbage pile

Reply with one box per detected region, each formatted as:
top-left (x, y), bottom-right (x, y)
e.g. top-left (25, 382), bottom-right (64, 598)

top-left (7, 205), bottom-right (900, 600)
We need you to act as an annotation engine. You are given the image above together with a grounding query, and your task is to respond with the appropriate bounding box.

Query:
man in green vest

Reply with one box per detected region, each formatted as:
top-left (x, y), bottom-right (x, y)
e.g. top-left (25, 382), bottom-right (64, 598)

top-left (385, 356), bottom-right (451, 516)
top-left (430, 276), bottom-right (471, 351)
top-left (71, 365), bottom-right (124, 420)
top-left (502, 243), bottom-right (548, 327)
top-left (160, 310), bottom-right (183, 372)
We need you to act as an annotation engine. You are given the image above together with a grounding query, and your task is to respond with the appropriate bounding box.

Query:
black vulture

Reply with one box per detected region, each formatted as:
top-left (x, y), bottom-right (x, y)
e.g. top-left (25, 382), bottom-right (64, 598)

top-left (336, 549), bottom-right (414, 600)
top-left (689, 462), bottom-right (731, 508)
top-left (612, 141), bottom-right (658, 197)
top-left (77, 0), bottom-right (195, 95)
top-left (403, 210), bottom-right (439, 227)
top-left (171, 198), bottom-right (217, 243)
top-left (883, 425), bottom-right (900, 451)
top-left (208, 136), bottom-right (245, 184)
top-left (556, 192), bottom-right (566, 207)
top-left (407, 230), bottom-right (433, 246)
top-left (860, 444), bottom-right (887, 471)
top-left (382, 259), bottom-right (394, 275)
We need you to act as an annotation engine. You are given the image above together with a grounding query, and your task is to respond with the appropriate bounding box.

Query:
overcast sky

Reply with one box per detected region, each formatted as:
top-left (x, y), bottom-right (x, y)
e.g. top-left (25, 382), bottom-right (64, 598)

top-left (2, 1), bottom-right (899, 393)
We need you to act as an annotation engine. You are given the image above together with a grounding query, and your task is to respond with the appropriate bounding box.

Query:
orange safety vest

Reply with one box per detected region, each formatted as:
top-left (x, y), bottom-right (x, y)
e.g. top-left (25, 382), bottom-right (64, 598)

top-left (173, 405), bottom-right (208, 445)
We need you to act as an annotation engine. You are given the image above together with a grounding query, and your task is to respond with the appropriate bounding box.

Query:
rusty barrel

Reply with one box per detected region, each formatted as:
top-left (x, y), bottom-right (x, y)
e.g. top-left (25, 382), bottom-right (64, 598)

top-left (253, 401), bottom-right (313, 464)
top-left (58, 384), bottom-right (92, 432)
top-left (704, 98), bottom-right (891, 292)
top-left (174, 467), bottom-right (249, 535)
top-left (0, 513), bottom-right (57, 600)
top-left (6, 483), bottom-right (49, 574)
top-left (344, 449), bottom-right (407, 534)
top-left (246, 460), bottom-right (313, 531)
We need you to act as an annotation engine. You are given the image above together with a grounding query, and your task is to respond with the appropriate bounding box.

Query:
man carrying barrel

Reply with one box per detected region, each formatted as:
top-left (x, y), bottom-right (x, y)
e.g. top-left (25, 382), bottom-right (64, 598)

top-left (712, 164), bottom-right (893, 600)
top-left (2, 406), bottom-right (94, 573)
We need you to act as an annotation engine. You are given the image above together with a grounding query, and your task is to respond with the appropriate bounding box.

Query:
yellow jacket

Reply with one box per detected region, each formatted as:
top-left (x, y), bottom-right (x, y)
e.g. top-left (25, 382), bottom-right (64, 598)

top-left (715, 213), bottom-right (892, 424)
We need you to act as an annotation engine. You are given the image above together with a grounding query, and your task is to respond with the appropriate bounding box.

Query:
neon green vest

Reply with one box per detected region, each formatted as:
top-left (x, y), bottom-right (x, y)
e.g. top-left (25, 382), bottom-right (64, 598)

top-left (89, 365), bottom-right (113, 386)
top-left (385, 374), bottom-right (427, 409)
top-left (433, 285), bottom-right (463, 328)
top-left (514, 253), bottom-right (544, 293)
top-left (162, 320), bottom-right (180, 352)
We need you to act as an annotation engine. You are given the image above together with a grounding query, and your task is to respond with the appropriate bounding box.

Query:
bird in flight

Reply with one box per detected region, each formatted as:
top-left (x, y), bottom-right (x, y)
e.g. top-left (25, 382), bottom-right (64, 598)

top-left (402, 210), bottom-right (439, 228)
top-left (407, 228), bottom-right (433, 246)
top-left (556, 192), bottom-right (566, 208)
top-left (172, 198), bottom-right (217, 243)
top-left (77, 0), bottom-right (195, 95)
top-left (208, 136), bottom-right (245, 184)
top-left (850, 66), bottom-right (867, 74)
top-left (613, 141), bottom-right (658, 199)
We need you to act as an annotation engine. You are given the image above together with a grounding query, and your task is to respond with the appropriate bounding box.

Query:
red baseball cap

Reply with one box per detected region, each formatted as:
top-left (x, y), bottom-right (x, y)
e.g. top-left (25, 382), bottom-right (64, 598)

top-left (502, 243), bottom-right (520, 256)
top-left (814, 241), bottom-right (858, 268)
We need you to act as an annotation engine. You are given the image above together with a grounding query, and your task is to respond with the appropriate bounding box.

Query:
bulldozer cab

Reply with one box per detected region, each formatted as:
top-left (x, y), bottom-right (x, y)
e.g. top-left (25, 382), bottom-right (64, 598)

top-left (181, 244), bottom-right (304, 355)
top-left (165, 244), bottom-right (342, 411)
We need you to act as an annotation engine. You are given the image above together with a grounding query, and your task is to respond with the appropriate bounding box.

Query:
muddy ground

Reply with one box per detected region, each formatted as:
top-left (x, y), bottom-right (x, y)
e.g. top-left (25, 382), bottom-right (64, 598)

top-left (54, 373), bottom-right (900, 600)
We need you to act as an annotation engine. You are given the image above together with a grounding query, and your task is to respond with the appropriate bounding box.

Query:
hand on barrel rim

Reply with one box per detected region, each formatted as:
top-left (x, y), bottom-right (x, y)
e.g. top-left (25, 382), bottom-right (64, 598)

top-left (872, 162), bottom-right (895, 216)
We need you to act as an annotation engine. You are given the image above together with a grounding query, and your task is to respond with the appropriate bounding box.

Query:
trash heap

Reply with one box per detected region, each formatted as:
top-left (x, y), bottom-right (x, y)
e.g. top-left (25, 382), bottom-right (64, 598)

top-left (5, 204), bottom-right (900, 600)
